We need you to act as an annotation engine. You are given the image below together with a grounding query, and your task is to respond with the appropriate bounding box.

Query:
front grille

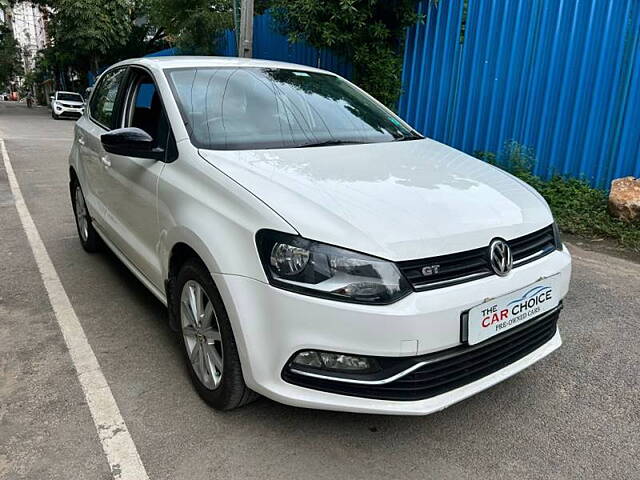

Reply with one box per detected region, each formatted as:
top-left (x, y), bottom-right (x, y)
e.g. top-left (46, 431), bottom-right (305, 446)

top-left (60, 102), bottom-right (82, 108)
top-left (283, 307), bottom-right (560, 401)
top-left (510, 224), bottom-right (557, 266)
top-left (397, 224), bottom-right (556, 291)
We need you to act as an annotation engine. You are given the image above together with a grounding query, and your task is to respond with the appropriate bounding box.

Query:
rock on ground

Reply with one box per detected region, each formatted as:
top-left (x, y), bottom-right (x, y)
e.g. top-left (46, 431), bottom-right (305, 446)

top-left (609, 176), bottom-right (640, 222)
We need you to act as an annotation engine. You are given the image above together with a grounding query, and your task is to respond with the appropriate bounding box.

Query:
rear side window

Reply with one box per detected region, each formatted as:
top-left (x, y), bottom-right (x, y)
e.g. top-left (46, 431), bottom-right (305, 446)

top-left (90, 68), bottom-right (126, 129)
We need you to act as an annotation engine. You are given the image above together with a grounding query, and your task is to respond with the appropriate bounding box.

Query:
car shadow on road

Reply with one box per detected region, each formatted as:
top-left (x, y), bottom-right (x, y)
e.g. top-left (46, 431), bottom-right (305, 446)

top-left (92, 243), bottom-right (183, 355)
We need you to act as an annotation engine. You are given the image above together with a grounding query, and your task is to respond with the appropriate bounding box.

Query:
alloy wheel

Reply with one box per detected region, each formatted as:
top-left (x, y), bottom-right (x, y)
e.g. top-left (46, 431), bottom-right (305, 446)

top-left (180, 280), bottom-right (224, 390)
top-left (74, 185), bottom-right (89, 242)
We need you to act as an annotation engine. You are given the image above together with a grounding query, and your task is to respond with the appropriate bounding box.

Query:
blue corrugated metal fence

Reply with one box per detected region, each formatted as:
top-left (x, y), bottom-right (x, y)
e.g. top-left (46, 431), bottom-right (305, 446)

top-left (144, 12), bottom-right (351, 78)
top-left (398, 0), bottom-right (640, 188)
top-left (252, 14), bottom-right (352, 77)
top-left (222, 13), bottom-right (352, 78)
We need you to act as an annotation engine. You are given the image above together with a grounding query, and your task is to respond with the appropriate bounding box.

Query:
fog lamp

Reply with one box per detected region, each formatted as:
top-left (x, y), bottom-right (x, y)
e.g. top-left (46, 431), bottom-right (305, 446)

top-left (292, 350), bottom-right (322, 368)
top-left (320, 352), bottom-right (371, 371)
top-left (292, 350), bottom-right (374, 372)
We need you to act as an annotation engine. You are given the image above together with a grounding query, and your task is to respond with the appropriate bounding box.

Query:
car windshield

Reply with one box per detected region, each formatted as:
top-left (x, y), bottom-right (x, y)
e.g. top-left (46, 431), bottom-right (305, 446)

top-left (166, 67), bottom-right (421, 150)
top-left (58, 93), bottom-right (83, 102)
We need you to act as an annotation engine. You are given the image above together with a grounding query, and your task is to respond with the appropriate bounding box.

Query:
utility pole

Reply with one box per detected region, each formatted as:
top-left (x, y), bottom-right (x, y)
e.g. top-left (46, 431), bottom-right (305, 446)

top-left (238, 0), bottom-right (253, 58)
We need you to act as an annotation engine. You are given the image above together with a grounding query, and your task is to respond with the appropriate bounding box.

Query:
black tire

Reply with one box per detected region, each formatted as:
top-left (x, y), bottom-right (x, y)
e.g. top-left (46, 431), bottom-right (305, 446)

top-left (70, 178), bottom-right (101, 253)
top-left (174, 258), bottom-right (257, 410)
top-left (52, 111), bottom-right (59, 119)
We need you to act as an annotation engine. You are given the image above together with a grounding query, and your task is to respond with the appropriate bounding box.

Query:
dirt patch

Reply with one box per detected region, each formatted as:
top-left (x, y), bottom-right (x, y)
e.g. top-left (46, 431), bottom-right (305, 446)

top-left (564, 233), bottom-right (640, 265)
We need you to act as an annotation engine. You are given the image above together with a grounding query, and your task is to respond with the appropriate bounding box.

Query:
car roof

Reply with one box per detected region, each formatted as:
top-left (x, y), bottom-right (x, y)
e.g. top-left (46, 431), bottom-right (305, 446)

top-left (56, 91), bottom-right (81, 95)
top-left (110, 56), bottom-right (336, 76)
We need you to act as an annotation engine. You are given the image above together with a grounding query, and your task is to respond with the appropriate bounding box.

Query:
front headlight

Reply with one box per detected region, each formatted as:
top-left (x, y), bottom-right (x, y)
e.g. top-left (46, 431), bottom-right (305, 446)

top-left (256, 230), bottom-right (411, 304)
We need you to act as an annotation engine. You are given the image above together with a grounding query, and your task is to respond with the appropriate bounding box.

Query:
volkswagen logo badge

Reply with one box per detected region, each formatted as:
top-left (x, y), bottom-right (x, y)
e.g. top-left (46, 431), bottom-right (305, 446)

top-left (489, 239), bottom-right (513, 276)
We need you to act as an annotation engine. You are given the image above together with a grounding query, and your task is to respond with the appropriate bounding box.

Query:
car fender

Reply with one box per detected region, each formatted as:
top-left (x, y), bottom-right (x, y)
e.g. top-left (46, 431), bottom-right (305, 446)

top-left (161, 225), bottom-right (223, 280)
top-left (160, 224), bottom-right (266, 381)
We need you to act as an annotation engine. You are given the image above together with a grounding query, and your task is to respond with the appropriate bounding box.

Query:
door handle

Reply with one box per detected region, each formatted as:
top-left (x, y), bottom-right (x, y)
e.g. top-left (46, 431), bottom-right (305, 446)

top-left (100, 156), bottom-right (111, 167)
top-left (77, 137), bottom-right (85, 146)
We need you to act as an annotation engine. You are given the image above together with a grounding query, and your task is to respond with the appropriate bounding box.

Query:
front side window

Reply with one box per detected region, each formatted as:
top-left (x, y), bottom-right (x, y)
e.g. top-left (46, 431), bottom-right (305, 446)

top-left (90, 68), bottom-right (126, 129)
top-left (123, 70), bottom-right (170, 150)
top-left (166, 67), bottom-right (420, 150)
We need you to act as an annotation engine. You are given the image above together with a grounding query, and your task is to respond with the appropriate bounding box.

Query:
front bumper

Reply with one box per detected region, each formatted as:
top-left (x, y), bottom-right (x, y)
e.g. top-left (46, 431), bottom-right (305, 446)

top-left (54, 106), bottom-right (83, 117)
top-left (214, 247), bottom-right (571, 414)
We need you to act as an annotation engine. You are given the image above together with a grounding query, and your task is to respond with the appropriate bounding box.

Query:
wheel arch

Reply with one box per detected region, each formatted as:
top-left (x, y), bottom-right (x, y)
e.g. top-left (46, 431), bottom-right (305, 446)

top-left (163, 234), bottom-right (254, 389)
top-left (69, 165), bottom-right (79, 191)
top-left (69, 165), bottom-right (78, 181)
top-left (163, 228), bottom-right (225, 331)
top-left (163, 226), bottom-right (222, 280)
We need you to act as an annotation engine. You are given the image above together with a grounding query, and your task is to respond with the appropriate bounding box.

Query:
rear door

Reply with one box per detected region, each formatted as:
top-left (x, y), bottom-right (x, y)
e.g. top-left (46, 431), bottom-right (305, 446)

top-left (76, 67), bottom-right (127, 228)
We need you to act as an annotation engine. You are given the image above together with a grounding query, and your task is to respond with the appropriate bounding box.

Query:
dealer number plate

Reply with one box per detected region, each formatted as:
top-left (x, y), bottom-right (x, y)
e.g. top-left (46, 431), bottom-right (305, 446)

top-left (467, 275), bottom-right (561, 345)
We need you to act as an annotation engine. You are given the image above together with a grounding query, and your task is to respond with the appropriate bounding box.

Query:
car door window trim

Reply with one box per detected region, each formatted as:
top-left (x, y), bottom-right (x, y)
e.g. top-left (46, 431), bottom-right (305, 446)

top-left (119, 65), bottom-right (178, 163)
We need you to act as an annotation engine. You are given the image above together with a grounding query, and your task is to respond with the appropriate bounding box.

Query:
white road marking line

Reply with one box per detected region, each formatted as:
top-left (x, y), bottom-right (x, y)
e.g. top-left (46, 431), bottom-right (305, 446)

top-left (0, 139), bottom-right (149, 480)
top-left (4, 137), bottom-right (73, 141)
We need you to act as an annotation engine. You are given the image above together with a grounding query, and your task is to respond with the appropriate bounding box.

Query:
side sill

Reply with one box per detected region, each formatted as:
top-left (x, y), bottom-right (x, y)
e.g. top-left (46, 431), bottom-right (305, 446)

top-left (93, 223), bottom-right (168, 306)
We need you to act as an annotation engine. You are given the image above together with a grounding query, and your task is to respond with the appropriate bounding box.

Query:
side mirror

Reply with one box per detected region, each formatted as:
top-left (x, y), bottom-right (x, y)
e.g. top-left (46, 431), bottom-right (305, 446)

top-left (101, 127), bottom-right (162, 160)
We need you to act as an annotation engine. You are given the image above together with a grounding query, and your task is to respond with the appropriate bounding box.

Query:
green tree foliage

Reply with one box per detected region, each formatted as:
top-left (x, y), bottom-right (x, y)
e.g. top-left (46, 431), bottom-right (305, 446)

top-left (47, 0), bottom-right (132, 72)
top-left (268, 0), bottom-right (422, 107)
top-left (36, 0), bottom-right (169, 89)
top-left (37, 0), bottom-right (232, 89)
top-left (475, 142), bottom-right (640, 252)
top-left (148, 0), bottom-right (233, 55)
top-left (20, 51), bottom-right (55, 102)
top-left (0, 23), bottom-right (23, 90)
top-left (101, 0), bottom-right (169, 64)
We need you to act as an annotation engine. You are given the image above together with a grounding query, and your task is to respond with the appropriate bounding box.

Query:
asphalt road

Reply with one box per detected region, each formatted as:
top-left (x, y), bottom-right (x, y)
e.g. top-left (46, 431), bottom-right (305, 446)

top-left (0, 101), bottom-right (638, 480)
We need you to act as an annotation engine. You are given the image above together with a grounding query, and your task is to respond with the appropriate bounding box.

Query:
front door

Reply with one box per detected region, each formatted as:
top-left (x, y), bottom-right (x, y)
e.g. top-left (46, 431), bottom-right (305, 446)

top-left (99, 68), bottom-right (173, 289)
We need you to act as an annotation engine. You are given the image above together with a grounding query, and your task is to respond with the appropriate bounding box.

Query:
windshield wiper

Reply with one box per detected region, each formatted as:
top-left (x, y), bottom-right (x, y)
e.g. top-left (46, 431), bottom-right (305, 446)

top-left (392, 132), bottom-right (424, 141)
top-left (294, 140), bottom-right (364, 148)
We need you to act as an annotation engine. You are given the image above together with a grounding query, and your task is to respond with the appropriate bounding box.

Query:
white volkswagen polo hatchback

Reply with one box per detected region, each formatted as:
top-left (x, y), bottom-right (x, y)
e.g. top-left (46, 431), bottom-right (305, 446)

top-left (69, 57), bottom-right (571, 414)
